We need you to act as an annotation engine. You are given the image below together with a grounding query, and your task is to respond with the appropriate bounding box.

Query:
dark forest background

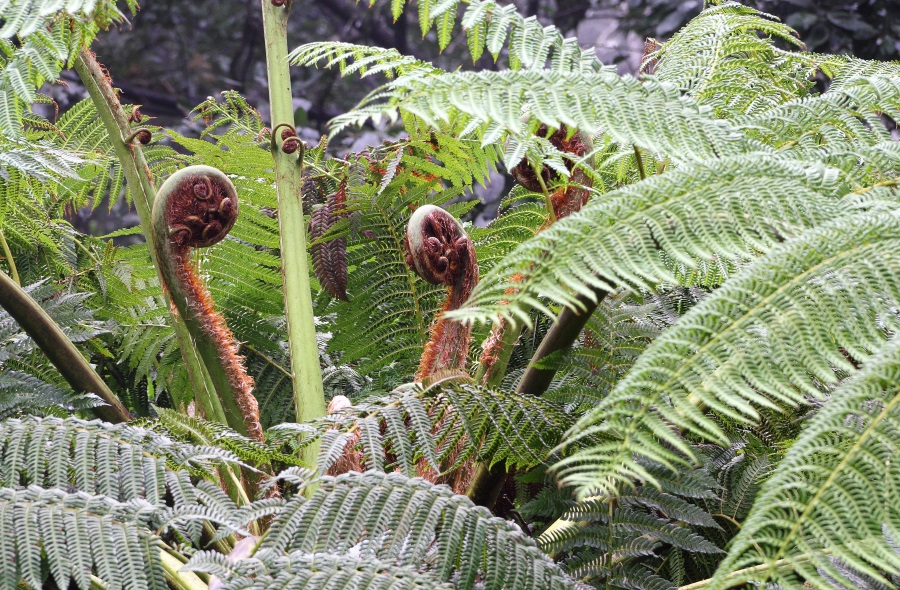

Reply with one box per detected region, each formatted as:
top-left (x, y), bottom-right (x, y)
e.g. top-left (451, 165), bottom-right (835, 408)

top-left (60, 0), bottom-right (900, 231)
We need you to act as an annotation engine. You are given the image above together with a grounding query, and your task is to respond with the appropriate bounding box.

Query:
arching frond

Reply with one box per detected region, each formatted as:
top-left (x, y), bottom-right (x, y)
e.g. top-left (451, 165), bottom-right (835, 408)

top-left (375, 0), bottom-right (604, 70)
top-left (453, 156), bottom-right (843, 327)
top-left (707, 336), bottom-right (900, 590)
top-left (555, 211), bottom-right (900, 498)
top-left (289, 42), bottom-right (437, 79)
top-left (332, 69), bottom-right (747, 169)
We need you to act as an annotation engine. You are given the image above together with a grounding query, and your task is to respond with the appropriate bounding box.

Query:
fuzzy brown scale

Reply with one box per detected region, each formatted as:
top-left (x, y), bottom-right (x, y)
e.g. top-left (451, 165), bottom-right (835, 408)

top-left (166, 173), bottom-right (239, 251)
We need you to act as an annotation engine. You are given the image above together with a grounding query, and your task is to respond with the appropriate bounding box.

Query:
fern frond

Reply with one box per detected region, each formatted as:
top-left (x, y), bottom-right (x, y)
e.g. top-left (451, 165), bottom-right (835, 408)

top-left (389, 0), bottom-right (605, 70)
top-left (271, 380), bottom-right (574, 477)
top-left (453, 156), bottom-right (843, 327)
top-left (0, 486), bottom-right (167, 590)
top-left (257, 470), bottom-right (579, 590)
top-left (707, 335), bottom-right (900, 590)
top-left (650, 2), bottom-right (816, 116)
top-left (332, 70), bottom-right (746, 169)
top-left (0, 416), bottom-right (245, 500)
top-left (289, 42), bottom-right (437, 79)
top-left (555, 211), bottom-right (900, 498)
top-left (154, 408), bottom-right (303, 468)
top-left (186, 551), bottom-right (456, 590)
top-left (0, 1), bottom-right (137, 138)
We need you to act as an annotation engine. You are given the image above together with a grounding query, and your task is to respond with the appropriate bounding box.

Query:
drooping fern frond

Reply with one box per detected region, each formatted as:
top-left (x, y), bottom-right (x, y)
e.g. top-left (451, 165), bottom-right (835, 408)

top-left (555, 210), bottom-right (900, 498)
top-left (331, 70), bottom-right (747, 168)
top-left (706, 336), bottom-right (900, 590)
top-left (0, 486), bottom-right (168, 590)
top-left (188, 551), bottom-right (456, 590)
top-left (452, 156), bottom-right (844, 327)
top-left (250, 470), bottom-right (580, 590)
top-left (0, 416), bottom-right (244, 499)
top-left (289, 42), bottom-right (437, 79)
top-left (736, 74), bottom-right (900, 175)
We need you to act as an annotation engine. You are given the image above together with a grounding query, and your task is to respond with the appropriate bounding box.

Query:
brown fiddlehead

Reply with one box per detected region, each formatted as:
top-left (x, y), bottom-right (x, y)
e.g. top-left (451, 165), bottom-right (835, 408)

top-left (152, 165), bottom-right (262, 442)
top-left (405, 204), bottom-right (479, 382)
top-left (404, 205), bottom-right (480, 492)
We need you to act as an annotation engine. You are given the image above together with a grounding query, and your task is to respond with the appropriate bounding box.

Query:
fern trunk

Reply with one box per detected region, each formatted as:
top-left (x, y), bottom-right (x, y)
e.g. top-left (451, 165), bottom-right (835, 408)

top-left (260, 2), bottom-right (327, 433)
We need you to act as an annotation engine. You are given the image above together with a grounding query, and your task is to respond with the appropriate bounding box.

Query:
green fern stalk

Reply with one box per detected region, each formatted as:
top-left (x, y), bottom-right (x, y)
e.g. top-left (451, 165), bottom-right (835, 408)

top-left (0, 269), bottom-right (130, 422)
top-left (0, 230), bottom-right (18, 286)
top-left (468, 286), bottom-right (609, 507)
top-left (73, 51), bottom-right (229, 431)
top-left (260, 3), bottom-right (327, 434)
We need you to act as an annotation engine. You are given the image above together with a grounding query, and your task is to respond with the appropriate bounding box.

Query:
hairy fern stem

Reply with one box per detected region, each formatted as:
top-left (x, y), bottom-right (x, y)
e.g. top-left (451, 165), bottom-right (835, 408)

top-left (73, 51), bottom-right (222, 425)
top-left (151, 165), bottom-right (263, 442)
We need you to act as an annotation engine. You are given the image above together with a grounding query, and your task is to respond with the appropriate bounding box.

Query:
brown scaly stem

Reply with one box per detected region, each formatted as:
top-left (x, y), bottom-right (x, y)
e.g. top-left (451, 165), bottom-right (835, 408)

top-left (404, 205), bottom-right (480, 492)
top-left (152, 166), bottom-right (263, 442)
top-left (0, 269), bottom-right (131, 423)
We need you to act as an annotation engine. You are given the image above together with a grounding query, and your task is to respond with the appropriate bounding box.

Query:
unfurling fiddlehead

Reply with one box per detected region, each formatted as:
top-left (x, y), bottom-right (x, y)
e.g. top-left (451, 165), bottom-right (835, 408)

top-left (309, 178), bottom-right (349, 301)
top-left (152, 165), bottom-right (262, 442)
top-left (510, 124), bottom-right (591, 221)
top-left (406, 205), bottom-right (479, 382)
top-left (405, 205), bottom-right (479, 493)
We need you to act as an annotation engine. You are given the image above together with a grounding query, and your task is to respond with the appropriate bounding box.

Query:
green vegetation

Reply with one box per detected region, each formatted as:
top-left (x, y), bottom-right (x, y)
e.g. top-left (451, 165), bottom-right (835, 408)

top-left (0, 1), bottom-right (897, 589)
